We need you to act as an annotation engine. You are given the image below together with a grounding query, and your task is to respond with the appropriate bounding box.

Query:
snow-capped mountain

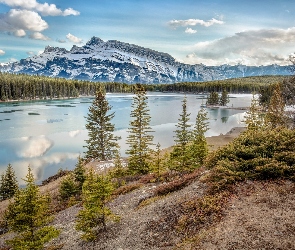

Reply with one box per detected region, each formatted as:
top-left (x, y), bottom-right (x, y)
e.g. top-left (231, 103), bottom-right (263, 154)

top-left (0, 36), bottom-right (292, 83)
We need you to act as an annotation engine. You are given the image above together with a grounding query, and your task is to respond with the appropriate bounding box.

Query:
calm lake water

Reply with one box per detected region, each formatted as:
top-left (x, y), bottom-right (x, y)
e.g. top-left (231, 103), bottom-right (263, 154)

top-left (0, 92), bottom-right (252, 183)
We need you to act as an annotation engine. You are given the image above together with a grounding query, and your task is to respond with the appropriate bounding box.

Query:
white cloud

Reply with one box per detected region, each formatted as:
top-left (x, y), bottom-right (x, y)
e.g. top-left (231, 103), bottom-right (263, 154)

top-left (63, 8), bottom-right (80, 16)
top-left (184, 27), bottom-right (295, 66)
top-left (29, 31), bottom-right (50, 40)
top-left (0, 9), bottom-right (48, 34)
top-left (66, 33), bottom-right (83, 44)
top-left (17, 135), bottom-right (53, 158)
top-left (169, 18), bottom-right (224, 28)
top-left (14, 29), bottom-right (26, 37)
top-left (185, 27), bottom-right (197, 34)
top-left (0, 49), bottom-right (5, 55)
top-left (0, 0), bottom-right (80, 16)
top-left (57, 39), bottom-right (66, 43)
top-left (26, 51), bottom-right (35, 55)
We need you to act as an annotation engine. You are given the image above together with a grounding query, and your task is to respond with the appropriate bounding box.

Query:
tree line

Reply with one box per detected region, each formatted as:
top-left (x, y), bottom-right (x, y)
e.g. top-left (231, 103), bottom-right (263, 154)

top-left (0, 72), bottom-right (290, 101)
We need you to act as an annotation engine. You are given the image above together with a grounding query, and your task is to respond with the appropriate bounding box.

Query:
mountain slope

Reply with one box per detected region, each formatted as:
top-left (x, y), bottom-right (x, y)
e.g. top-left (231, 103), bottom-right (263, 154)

top-left (0, 36), bottom-right (292, 83)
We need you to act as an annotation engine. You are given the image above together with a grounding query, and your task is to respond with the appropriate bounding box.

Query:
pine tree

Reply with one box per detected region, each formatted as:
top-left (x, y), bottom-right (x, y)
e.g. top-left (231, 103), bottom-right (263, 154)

top-left (0, 164), bottom-right (18, 201)
top-left (244, 94), bottom-right (264, 131)
top-left (111, 150), bottom-right (126, 178)
top-left (206, 91), bottom-right (219, 106)
top-left (219, 89), bottom-right (230, 106)
top-left (75, 169), bottom-right (116, 241)
top-left (84, 89), bottom-right (120, 162)
top-left (126, 84), bottom-right (154, 174)
top-left (5, 167), bottom-right (59, 250)
top-left (265, 83), bottom-right (287, 129)
top-left (59, 173), bottom-right (78, 200)
top-left (189, 108), bottom-right (209, 169)
top-left (73, 156), bottom-right (86, 192)
top-left (151, 143), bottom-right (166, 182)
top-left (170, 96), bottom-right (192, 171)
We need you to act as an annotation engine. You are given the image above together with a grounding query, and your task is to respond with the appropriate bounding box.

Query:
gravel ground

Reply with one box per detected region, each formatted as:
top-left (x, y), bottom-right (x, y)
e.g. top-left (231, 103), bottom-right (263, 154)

top-left (48, 179), bottom-right (206, 250)
top-left (196, 180), bottom-right (295, 250)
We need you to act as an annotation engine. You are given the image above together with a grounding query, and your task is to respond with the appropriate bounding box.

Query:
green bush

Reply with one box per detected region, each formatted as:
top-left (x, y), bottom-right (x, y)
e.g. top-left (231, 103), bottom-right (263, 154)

top-left (204, 127), bottom-right (295, 191)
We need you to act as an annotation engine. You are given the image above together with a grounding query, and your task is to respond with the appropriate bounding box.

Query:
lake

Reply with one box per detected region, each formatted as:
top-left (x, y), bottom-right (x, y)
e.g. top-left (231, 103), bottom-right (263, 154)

top-left (0, 92), bottom-right (252, 183)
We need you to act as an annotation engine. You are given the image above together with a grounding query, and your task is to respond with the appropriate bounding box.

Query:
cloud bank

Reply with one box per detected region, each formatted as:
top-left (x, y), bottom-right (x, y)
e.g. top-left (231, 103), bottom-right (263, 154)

top-left (185, 27), bottom-right (295, 66)
top-left (169, 18), bottom-right (224, 28)
top-left (0, 0), bottom-right (80, 16)
top-left (0, 0), bottom-right (80, 40)
top-left (0, 9), bottom-right (49, 39)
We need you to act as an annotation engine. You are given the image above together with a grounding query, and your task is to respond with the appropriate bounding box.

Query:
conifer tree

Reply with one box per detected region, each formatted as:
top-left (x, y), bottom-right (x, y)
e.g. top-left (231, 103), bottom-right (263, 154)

top-left (206, 91), bottom-right (219, 106)
top-left (244, 94), bottom-right (264, 131)
top-left (84, 89), bottom-right (120, 162)
top-left (5, 167), bottom-right (59, 250)
top-left (170, 96), bottom-right (192, 171)
top-left (76, 169), bottom-right (116, 241)
top-left (189, 108), bottom-right (209, 168)
top-left (219, 89), bottom-right (230, 106)
top-left (265, 83), bottom-right (287, 129)
top-left (151, 143), bottom-right (166, 182)
top-left (73, 156), bottom-right (86, 192)
top-left (0, 164), bottom-right (18, 201)
top-left (59, 173), bottom-right (78, 200)
top-left (111, 150), bottom-right (126, 178)
top-left (126, 84), bottom-right (154, 174)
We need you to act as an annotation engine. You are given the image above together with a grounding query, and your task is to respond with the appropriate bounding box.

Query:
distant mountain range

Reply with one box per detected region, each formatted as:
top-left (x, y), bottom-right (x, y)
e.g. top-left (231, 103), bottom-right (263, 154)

top-left (0, 36), bottom-right (293, 83)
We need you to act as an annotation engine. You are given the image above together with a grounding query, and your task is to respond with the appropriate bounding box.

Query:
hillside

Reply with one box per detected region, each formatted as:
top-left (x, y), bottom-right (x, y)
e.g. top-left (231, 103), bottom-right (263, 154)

top-left (0, 127), bottom-right (294, 249)
top-left (0, 37), bottom-right (292, 83)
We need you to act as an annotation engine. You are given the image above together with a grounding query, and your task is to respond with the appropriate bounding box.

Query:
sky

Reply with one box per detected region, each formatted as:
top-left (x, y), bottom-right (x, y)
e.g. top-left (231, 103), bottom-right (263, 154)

top-left (0, 0), bottom-right (295, 66)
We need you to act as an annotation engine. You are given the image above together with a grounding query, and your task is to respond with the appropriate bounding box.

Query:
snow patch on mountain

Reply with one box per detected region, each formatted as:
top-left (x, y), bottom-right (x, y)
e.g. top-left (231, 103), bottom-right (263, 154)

top-left (0, 36), bottom-right (292, 83)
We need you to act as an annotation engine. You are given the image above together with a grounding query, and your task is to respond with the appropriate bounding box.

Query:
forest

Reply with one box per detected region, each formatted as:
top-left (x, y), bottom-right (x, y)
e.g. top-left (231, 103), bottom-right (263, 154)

top-left (0, 72), bottom-right (290, 101)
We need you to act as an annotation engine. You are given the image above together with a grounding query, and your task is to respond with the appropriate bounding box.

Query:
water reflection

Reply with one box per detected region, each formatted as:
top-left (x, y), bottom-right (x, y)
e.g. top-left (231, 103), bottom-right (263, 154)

top-left (0, 93), bottom-right (252, 183)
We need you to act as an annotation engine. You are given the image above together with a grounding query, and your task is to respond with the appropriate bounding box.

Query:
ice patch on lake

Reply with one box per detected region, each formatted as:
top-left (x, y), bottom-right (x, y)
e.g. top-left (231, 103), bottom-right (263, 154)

top-left (47, 118), bottom-right (63, 123)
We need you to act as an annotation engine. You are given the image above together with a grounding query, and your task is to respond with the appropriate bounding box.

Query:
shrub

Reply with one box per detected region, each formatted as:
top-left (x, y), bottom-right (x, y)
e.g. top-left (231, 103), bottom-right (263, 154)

top-left (154, 170), bottom-right (201, 196)
top-left (204, 127), bottom-right (295, 190)
top-left (112, 182), bottom-right (143, 196)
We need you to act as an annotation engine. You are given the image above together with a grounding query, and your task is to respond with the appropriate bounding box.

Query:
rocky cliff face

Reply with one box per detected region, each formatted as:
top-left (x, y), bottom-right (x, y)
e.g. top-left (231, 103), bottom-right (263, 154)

top-left (0, 36), bottom-right (292, 83)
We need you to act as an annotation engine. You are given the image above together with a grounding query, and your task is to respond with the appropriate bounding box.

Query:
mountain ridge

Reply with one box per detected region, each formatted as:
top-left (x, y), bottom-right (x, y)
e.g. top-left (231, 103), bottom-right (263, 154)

top-left (0, 36), bottom-right (292, 83)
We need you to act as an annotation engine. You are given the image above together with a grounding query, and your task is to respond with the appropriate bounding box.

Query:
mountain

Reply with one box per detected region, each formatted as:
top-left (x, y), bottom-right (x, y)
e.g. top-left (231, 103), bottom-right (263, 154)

top-left (0, 36), bottom-right (292, 83)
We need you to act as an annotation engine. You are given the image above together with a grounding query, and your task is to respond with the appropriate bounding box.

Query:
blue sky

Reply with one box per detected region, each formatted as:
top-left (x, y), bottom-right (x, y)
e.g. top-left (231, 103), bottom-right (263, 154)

top-left (0, 0), bottom-right (295, 66)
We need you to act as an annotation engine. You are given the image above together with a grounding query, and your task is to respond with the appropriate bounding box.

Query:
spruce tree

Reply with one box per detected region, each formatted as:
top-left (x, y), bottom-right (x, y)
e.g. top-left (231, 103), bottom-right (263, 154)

top-left (265, 83), bottom-right (287, 129)
top-left (126, 84), bottom-right (154, 174)
top-left (5, 167), bottom-right (59, 250)
top-left (206, 91), bottom-right (219, 106)
top-left (76, 169), bottom-right (116, 241)
top-left (170, 96), bottom-right (192, 171)
top-left (84, 89), bottom-right (120, 162)
top-left (151, 143), bottom-right (166, 182)
top-left (59, 173), bottom-right (78, 200)
top-left (189, 108), bottom-right (209, 169)
top-left (73, 156), bottom-right (86, 192)
top-left (219, 89), bottom-right (230, 106)
top-left (244, 94), bottom-right (264, 131)
top-left (0, 164), bottom-right (18, 201)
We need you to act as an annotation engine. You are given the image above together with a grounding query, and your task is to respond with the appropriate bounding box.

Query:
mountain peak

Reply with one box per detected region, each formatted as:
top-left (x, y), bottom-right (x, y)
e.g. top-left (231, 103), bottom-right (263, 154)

top-left (86, 36), bottom-right (104, 46)
top-left (43, 46), bottom-right (68, 54)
